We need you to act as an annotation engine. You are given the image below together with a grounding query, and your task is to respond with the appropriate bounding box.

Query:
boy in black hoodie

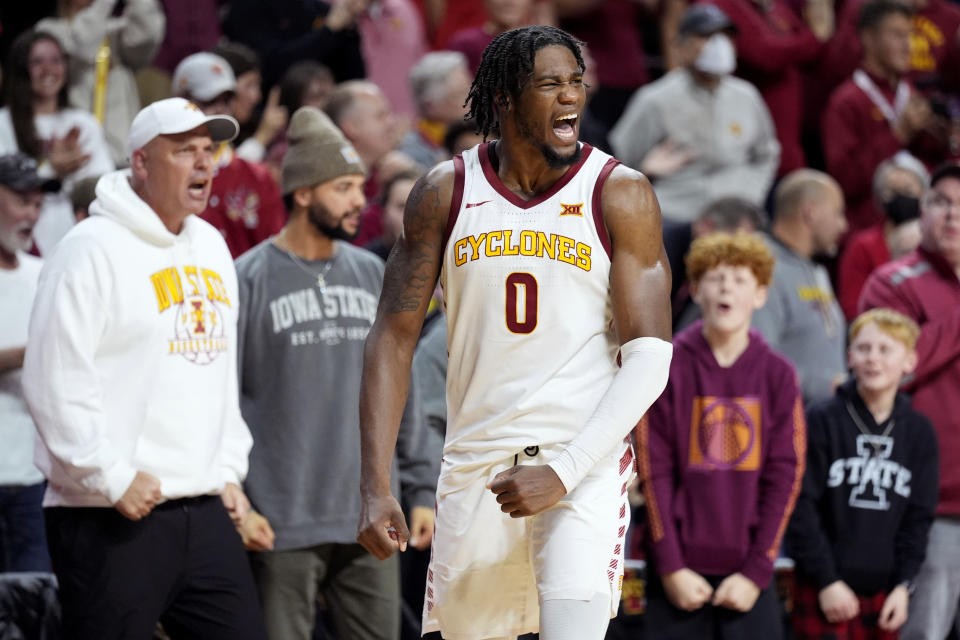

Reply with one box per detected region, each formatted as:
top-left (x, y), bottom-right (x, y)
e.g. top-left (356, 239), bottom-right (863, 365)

top-left (787, 308), bottom-right (938, 638)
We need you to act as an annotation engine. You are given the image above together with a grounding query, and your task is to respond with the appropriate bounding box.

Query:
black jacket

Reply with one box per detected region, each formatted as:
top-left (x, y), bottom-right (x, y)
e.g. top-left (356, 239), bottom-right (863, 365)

top-left (786, 380), bottom-right (938, 595)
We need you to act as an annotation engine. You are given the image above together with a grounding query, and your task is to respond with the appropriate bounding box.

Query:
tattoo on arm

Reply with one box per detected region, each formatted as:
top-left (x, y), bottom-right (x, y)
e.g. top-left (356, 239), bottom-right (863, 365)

top-left (381, 177), bottom-right (446, 314)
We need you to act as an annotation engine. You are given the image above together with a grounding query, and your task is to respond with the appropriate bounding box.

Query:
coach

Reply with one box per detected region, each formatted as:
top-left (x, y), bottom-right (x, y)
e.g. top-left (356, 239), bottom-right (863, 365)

top-left (22, 98), bottom-right (267, 639)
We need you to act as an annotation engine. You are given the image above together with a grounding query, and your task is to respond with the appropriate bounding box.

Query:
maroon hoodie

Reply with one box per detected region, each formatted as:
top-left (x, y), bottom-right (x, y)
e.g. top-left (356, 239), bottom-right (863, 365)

top-left (638, 322), bottom-right (807, 589)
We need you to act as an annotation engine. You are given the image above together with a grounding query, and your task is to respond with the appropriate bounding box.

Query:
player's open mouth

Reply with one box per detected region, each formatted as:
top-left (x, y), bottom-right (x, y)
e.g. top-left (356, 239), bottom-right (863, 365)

top-left (552, 114), bottom-right (578, 142)
top-left (717, 302), bottom-right (732, 312)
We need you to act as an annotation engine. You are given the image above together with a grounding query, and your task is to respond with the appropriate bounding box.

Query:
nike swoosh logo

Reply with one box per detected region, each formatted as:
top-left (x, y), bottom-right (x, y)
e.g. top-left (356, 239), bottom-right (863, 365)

top-left (465, 200), bottom-right (491, 209)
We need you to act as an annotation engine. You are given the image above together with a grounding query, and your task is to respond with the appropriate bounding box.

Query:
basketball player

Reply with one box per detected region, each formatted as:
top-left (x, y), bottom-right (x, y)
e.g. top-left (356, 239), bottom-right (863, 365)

top-left (638, 233), bottom-right (805, 639)
top-left (357, 26), bottom-right (673, 640)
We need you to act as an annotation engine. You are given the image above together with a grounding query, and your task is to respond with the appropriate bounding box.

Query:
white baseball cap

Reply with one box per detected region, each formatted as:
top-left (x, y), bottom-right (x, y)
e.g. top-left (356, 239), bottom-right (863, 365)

top-left (126, 97), bottom-right (239, 158)
top-left (172, 52), bottom-right (237, 102)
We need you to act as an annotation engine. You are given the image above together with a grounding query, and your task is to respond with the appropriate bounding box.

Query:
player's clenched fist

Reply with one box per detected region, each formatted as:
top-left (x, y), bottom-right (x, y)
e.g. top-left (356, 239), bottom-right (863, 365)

top-left (357, 492), bottom-right (410, 559)
top-left (115, 471), bottom-right (162, 521)
top-left (488, 465), bottom-right (567, 518)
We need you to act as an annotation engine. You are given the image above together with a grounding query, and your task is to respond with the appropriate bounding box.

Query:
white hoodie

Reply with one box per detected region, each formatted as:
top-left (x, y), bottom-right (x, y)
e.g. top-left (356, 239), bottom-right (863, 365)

top-left (23, 170), bottom-right (252, 507)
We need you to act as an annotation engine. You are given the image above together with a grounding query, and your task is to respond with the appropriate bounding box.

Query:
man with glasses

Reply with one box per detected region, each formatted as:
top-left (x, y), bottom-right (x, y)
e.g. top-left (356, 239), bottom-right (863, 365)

top-left (860, 162), bottom-right (960, 639)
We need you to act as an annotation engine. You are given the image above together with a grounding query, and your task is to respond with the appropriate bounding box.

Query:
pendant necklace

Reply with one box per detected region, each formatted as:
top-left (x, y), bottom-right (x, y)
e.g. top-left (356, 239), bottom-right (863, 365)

top-left (280, 244), bottom-right (335, 293)
top-left (845, 399), bottom-right (895, 458)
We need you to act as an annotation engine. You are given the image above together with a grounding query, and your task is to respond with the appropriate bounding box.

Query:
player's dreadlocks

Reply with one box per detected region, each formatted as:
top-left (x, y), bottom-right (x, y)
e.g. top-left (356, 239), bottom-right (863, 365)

top-left (465, 25), bottom-right (585, 140)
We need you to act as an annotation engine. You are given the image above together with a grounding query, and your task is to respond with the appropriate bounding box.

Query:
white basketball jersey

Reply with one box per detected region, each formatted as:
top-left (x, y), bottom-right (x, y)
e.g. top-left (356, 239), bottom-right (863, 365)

top-left (440, 142), bottom-right (620, 468)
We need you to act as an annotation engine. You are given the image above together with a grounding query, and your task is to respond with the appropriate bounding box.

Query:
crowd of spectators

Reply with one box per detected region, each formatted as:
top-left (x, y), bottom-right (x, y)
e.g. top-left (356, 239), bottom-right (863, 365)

top-left (1, 0), bottom-right (960, 638)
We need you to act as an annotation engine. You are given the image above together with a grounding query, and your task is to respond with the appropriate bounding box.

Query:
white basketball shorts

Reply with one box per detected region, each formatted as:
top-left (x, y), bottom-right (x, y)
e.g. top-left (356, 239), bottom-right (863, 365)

top-left (422, 440), bottom-right (634, 640)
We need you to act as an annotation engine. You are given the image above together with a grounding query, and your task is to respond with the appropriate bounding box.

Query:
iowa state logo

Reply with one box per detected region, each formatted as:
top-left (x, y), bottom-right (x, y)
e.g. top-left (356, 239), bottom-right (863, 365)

top-left (150, 265), bottom-right (231, 365)
top-left (827, 435), bottom-right (911, 511)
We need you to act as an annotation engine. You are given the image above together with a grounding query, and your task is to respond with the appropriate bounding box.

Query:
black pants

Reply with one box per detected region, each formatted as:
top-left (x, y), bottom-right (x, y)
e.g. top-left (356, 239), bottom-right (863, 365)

top-left (644, 572), bottom-right (784, 640)
top-left (46, 495), bottom-right (267, 640)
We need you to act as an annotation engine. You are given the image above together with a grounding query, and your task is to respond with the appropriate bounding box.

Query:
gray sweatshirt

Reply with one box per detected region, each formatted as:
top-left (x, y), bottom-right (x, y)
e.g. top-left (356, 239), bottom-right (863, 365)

top-left (610, 68), bottom-right (780, 223)
top-left (236, 240), bottom-right (437, 550)
top-left (413, 314), bottom-right (447, 439)
top-left (751, 234), bottom-right (847, 406)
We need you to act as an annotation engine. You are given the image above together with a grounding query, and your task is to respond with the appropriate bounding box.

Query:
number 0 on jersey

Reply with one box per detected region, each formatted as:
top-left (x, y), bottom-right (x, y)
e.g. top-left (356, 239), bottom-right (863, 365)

top-left (505, 272), bottom-right (538, 334)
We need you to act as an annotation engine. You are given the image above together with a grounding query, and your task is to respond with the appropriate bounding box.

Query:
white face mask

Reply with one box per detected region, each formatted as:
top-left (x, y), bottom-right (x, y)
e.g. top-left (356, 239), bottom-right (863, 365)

top-left (693, 33), bottom-right (736, 76)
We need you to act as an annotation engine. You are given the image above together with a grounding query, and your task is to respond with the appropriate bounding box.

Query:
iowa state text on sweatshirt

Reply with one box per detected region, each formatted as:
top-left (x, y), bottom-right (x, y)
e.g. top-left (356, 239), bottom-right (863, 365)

top-left (787, 381), bottom-right (938, 595)
top-left (235, 240), bottom-right (438, 550)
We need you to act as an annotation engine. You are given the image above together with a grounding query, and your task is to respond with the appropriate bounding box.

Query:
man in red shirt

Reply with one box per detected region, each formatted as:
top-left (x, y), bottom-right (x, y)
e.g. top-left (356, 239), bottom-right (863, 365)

top-left (172, 52), bottom-right (287, 258)
top-left (820, 0), bottom-right (960, 103)
top-left (822, 0), bottom-right (942, 233)
top-left (859, 161), bottom-right (960, 639)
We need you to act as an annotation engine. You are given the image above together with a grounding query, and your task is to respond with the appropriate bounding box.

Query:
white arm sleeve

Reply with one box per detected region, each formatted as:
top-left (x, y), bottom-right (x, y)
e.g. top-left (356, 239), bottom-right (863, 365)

top-left (547, 336), bottom-right (672, 492)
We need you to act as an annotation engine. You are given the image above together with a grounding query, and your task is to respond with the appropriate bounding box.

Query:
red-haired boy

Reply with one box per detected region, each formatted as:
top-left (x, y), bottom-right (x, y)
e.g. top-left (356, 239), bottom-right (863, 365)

top-left (639, 232), bottom-right (805, 639)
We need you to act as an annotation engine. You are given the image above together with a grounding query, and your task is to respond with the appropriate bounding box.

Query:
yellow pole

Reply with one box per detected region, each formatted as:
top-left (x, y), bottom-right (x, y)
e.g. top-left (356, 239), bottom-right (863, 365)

top-left (93, 37), bottom-right (110, 123)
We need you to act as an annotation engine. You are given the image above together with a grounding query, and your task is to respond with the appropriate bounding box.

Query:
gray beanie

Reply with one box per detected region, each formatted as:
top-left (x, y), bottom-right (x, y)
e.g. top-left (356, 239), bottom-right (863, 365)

top-left (282, 106), bottom-right (366, 194)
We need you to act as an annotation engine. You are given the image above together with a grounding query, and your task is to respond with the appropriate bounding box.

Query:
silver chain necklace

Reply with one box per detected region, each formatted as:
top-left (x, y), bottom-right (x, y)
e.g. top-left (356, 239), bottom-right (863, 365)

top-left (280, 245), bottom-right (335, 293)
top-left (845, 399), bottom-right (895, 457)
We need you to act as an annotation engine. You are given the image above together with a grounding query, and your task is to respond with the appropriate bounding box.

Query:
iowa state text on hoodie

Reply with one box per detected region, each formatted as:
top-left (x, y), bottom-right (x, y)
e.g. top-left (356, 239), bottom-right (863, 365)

top-left (23, 170), bottom-right (252, 507)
